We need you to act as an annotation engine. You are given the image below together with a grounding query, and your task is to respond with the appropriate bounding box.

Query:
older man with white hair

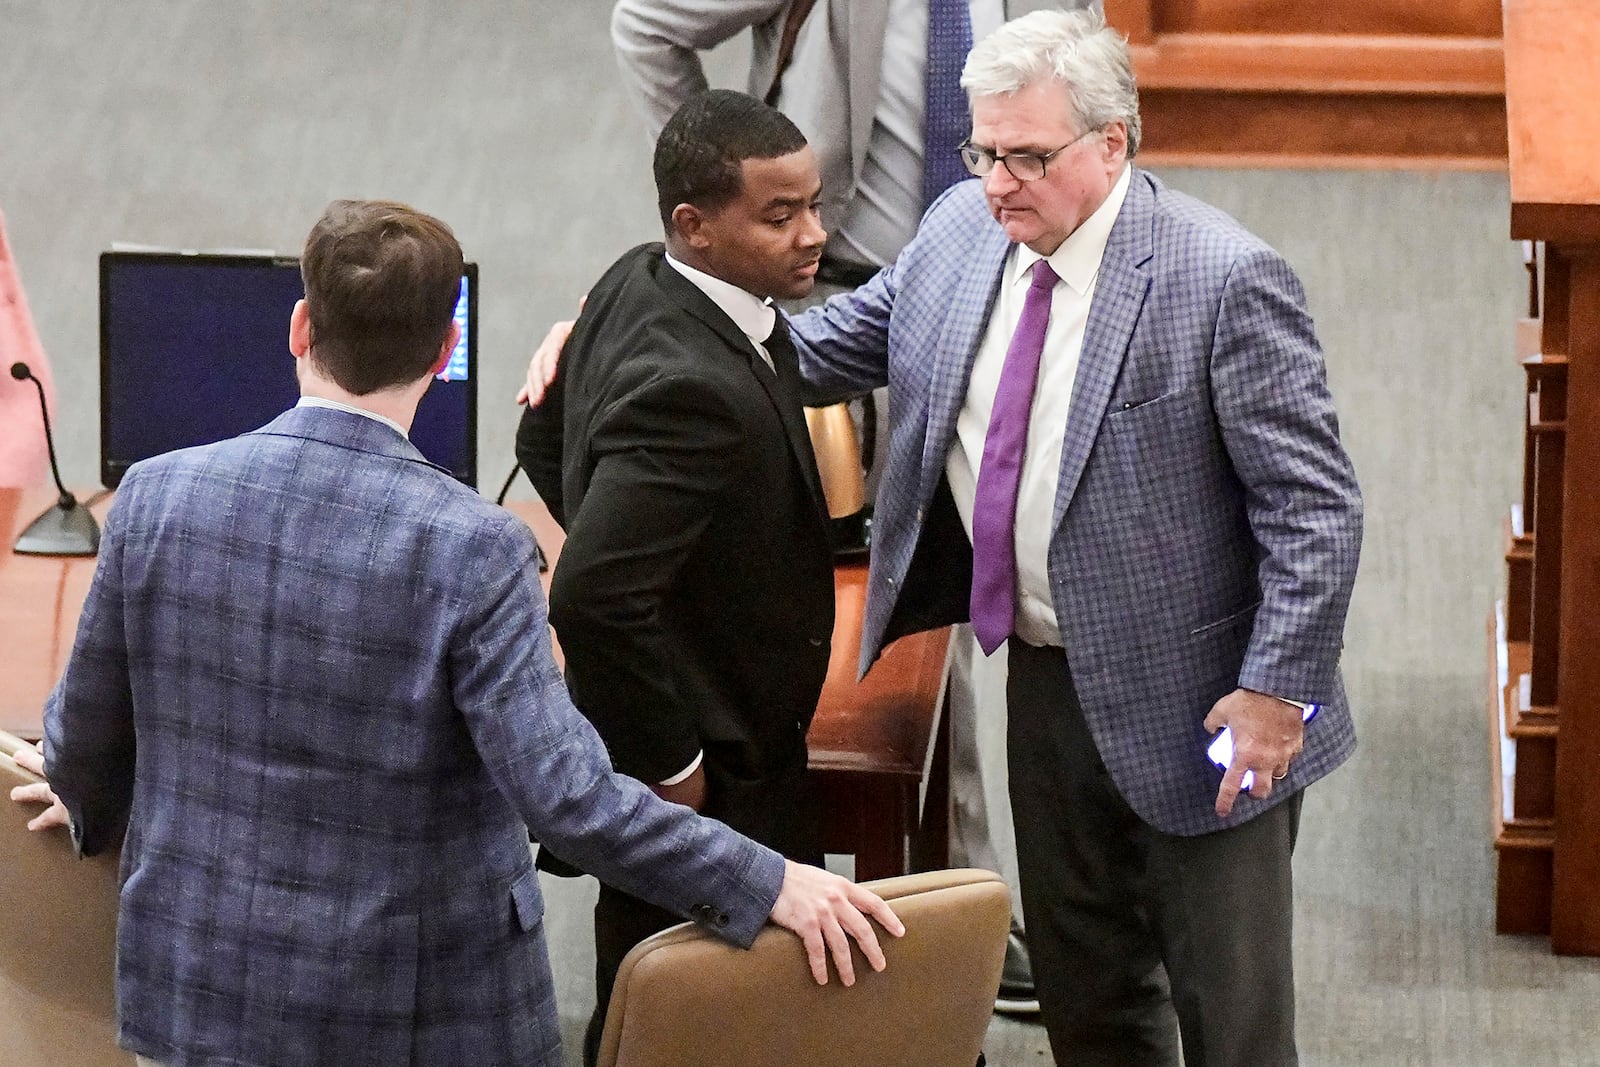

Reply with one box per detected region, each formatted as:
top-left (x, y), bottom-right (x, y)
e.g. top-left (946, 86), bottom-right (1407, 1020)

top-left (779, 9), bottom-right (1363, 1065)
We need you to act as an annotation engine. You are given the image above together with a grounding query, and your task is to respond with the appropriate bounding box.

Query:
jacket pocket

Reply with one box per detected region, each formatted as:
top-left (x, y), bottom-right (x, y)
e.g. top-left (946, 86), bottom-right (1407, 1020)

top-left (509, 866), bottom-right (544, 933)
top-left (1189, 599), bottom-right (1261, 636)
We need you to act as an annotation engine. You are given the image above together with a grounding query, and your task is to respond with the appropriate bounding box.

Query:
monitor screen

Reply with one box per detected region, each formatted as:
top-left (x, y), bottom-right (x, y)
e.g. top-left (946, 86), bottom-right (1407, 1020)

top-left (99, 252), bottom-right (477, 488)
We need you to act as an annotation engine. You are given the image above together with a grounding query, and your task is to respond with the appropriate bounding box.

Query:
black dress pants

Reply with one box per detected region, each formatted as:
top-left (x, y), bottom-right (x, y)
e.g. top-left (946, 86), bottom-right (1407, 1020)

top-left (1005, 639), bottom-right (1303, 1067)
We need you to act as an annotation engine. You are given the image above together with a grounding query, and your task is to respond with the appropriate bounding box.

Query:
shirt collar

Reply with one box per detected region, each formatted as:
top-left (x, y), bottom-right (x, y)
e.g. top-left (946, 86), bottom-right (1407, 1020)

top-left (1012, 163), bottom-right (1133, 297)
top-left (295, 395), bottom-right (409, 439)
top-left (664, 252), bottom-right (777, 346)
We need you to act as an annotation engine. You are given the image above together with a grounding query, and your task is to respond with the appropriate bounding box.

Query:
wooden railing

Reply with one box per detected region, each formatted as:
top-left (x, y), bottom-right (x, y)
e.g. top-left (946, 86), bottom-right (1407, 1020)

top-left (1490, 0), bottom-right (1600, 955)
top-left (1104, 0), bottom-right (1507, 169)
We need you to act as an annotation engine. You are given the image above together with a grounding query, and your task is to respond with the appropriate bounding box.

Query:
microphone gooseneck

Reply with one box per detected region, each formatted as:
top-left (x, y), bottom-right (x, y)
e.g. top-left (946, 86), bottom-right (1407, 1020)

top-left (9, 361), bottom-right (76, 510)
top-left (9, 361), bottom-right (100, 556)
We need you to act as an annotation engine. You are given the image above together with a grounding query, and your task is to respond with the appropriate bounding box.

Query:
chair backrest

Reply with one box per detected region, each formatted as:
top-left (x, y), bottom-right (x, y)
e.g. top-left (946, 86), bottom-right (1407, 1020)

top-left (0, 729), bottom-right (132, 1065)
top-left (596, 867), bottom-right (1011, 1067)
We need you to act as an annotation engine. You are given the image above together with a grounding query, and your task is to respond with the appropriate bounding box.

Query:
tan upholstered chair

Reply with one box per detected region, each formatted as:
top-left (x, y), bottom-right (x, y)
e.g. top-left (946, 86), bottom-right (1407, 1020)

top-left (0, 729), bottom-right (131, 1065)
top-left (595, 867), bottom-right (1011, 1067)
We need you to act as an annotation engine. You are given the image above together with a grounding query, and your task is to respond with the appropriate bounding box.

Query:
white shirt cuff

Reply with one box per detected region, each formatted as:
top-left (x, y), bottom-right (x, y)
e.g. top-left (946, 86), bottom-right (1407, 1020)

top-left (658, 750), bottom-right (704, 787)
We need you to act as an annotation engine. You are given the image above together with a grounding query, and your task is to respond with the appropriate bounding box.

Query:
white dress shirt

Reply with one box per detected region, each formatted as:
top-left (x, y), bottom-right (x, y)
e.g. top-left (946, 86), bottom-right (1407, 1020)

top-left (296, 395), bottom-right (409, 439)
top-left (945, 164), bottom-right (1132, 648)
top-left (665, 252), bottom-right (776, 371)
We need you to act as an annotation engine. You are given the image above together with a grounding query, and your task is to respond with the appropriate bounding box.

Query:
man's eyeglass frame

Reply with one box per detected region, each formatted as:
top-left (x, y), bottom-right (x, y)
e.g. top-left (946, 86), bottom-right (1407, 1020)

top-left (958, 126), bottom-right (1103, 182)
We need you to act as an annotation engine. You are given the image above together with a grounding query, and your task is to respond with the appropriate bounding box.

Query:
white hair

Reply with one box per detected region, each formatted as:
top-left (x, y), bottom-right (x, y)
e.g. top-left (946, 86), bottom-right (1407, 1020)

top-left (961, 8), bottom-right (1142, 159)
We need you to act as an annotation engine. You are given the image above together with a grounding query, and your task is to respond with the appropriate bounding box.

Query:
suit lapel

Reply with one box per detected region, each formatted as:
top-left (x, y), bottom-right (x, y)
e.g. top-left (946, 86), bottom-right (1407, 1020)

top-left (655, 261), bottom-right (827, 514)
top-left (919, 219), bottom-right (1011, 504)
top-left (765, 324), bottom-right (830, 521)
top-left (1051, 169), bottom-right (1155, 531)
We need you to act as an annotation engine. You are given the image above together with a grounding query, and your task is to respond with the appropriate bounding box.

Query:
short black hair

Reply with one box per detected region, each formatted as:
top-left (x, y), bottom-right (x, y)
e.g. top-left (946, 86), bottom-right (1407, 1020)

top-left (652, 89), bottom-right (809, 229)
top-left (300, 199), bottom-right (464, 395)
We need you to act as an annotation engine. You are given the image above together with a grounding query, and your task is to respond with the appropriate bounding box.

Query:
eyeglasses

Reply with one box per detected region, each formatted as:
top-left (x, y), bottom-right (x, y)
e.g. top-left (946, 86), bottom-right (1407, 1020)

top-left (958, 127), bottom-right (1102, 182)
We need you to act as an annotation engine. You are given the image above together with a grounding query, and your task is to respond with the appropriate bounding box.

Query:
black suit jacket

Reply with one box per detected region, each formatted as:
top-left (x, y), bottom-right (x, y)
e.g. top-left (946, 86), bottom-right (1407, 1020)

top-left (516, 243), bottom-right (834, 861)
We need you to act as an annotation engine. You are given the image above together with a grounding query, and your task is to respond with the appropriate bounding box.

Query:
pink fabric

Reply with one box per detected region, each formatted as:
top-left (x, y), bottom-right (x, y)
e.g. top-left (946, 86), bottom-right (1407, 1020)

top-left (0, 208), bottom-right (56, 488)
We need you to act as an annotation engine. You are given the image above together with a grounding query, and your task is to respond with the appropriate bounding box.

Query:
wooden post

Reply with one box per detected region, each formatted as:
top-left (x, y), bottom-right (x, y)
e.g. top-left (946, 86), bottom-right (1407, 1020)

top-left (1551, 254), bottom-right (1600, 953)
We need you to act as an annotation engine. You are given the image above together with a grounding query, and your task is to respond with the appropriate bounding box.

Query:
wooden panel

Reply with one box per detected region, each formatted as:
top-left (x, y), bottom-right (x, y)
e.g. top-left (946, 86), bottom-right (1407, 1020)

top-left (1131, 33), bottom-right (1504, 94)
top-left (809, 562), bottom-right (949, 779)
top-left (0, 735), bottom-right (131, 1066)
top-left (1489, 606), bottom-right (1554, 936)
top-left (1541, 249), bottom-right (1571, 354)
top-left (1136, 88), bottom-right (1507, 171)
top-left (1104, 0), bottom-right (1505, 168)
top-left (1102, 0), bottom-right (1154, 44)
top-left (1505, 0), bottom-right (1600, 237)
top-left (1552, 254), bottom-right (1600, 955)
top-left (1497, 847), bottom-right (1555, 936)
top-left (0, 487), bottom-right (111, 738)
top-left (1512, 737), bottom-right (1556, 820)
top-left (1527, 403), bottom-right (1564, 707)
top-left (1153, 0), bottom-right (1502, 37)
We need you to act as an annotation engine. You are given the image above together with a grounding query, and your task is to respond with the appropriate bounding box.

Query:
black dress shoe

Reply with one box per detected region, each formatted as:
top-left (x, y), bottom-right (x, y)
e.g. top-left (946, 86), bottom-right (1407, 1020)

top-left (994, 927), bottom-right (1040, 1014)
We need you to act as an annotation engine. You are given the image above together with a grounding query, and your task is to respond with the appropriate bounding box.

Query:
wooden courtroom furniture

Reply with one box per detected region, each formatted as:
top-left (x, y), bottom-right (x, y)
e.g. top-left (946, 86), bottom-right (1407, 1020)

top-left (596, 868), bottom-right (1010, 1067)
top-left (0, 487), bottom-right (113, 738)
top-left (0, 729), bottom-right (131, 1066)
top-left (1488, 0), bottom-right (1600, 954)
top-left (1103, 0), bottom-right (1507, 169)
top-left (0, 487), bottom-right (950, 881)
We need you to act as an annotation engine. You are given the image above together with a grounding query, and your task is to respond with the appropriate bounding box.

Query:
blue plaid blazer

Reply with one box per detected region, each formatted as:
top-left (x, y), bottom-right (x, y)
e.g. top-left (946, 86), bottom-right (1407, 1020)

top-left (790, 169), bottom-right (1362, 836)
top-left (43, 406), bottom-right (783, 1067)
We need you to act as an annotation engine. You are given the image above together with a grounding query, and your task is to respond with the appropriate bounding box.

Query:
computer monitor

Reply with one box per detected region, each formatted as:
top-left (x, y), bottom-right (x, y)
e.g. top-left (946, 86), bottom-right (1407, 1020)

top-left (99, 251), bottom-right (477, 488)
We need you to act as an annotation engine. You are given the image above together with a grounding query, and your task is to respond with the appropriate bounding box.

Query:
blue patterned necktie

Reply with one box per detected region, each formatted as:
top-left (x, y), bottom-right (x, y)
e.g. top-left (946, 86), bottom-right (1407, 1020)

top-left (970, 260), bottom-right (1059, 655)
top-left (924, 0), bottom-right (974, 208)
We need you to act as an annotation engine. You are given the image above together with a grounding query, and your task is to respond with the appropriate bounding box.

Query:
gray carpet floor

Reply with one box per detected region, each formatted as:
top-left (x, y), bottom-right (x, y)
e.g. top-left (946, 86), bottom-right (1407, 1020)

top-left (4, 1), bottom-right (1598, 1063)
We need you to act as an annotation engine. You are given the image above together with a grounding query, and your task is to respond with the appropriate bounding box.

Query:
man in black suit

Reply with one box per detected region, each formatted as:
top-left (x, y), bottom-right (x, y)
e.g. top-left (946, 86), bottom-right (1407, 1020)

top-left (515, 89), bottom-right (834, 1067)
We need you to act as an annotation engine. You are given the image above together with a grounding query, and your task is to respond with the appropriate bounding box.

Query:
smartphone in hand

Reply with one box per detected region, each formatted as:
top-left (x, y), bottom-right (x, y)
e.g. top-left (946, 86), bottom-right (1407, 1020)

top-left (1207, 702), bottom-right (1319, 791)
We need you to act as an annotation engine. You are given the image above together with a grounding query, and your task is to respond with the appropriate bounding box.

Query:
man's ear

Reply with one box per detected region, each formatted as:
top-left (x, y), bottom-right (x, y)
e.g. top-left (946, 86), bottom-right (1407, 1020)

top-left (430, 321), bottom-right (462, 377)
top-left (289, 299), bottom-right (312, 359)
top-left (671, 202), bottom-right (712, 250)
top-left (1099, 120), bottom-right (1129, 166)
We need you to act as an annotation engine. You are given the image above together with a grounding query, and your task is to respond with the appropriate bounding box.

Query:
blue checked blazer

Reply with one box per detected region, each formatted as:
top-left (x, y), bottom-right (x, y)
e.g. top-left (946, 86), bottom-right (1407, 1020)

top-left (43, 406), bottom-right (784, 1067)
top-left (789, 169), bottom-right (1363, 836)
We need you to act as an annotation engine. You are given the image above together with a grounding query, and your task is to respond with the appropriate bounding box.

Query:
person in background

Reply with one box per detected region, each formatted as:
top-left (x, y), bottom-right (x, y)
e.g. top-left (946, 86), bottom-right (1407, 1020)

top-left (11, 198), bottom-right (901, 1067)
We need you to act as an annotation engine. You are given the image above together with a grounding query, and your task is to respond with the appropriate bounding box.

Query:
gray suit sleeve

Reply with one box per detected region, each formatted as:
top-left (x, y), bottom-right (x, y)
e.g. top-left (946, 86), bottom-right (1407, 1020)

top-left (1209, 247), bottom-right (1363, 702)
top-left (610, 0), bottom-right (791, 138)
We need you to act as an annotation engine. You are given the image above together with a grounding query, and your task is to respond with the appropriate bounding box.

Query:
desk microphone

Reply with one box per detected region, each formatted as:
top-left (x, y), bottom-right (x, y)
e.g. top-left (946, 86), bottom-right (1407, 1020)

top-left (10, 361), bottom-right (100, 556)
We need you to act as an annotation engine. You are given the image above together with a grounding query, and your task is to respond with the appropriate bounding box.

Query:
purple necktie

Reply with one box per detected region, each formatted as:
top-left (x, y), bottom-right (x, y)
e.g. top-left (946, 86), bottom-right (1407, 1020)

top-left (970, 260), bottom-right (1058, 655)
